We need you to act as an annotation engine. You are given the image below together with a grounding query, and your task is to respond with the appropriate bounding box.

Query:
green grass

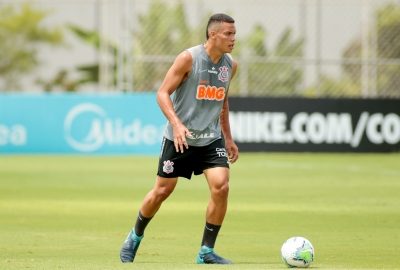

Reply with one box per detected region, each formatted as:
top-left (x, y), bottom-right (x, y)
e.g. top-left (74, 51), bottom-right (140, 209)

top-left (0, 153), bottom-right (399, 269)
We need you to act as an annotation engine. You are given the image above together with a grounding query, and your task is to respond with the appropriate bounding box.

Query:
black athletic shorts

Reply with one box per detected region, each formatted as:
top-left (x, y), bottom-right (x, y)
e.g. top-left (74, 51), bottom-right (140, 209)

top-left (157, 137), bottom-right (229, 180)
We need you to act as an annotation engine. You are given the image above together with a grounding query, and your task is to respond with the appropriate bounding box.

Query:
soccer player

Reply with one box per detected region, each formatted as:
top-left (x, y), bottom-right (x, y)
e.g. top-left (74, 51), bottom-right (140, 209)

top-left (120, 13), bottom-right (239, 264)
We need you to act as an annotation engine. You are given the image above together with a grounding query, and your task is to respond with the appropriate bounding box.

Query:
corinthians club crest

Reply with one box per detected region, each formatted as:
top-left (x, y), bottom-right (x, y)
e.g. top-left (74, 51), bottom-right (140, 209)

top-left (162, 160), bottom-right (174, 174)
top-left (218, 66), bottom-right (229, 83)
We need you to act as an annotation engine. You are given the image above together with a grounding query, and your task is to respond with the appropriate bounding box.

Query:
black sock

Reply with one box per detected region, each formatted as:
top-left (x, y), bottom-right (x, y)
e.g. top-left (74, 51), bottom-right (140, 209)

top-left (134, 211), bottom-right (152, 237)
top-left (201, 222), bottom-right (221, 248)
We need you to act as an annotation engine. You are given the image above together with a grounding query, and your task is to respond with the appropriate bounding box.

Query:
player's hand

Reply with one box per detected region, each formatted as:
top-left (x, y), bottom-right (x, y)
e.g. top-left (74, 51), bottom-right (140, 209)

top-left (225, 140), bottom-right (239, 163)
top-left (172, 123), bottom-right (191, 153)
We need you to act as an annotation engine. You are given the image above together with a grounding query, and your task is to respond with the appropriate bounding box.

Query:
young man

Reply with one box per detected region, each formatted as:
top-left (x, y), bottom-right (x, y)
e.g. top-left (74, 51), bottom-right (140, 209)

top-left (120, 13), bottom-right (239, 264)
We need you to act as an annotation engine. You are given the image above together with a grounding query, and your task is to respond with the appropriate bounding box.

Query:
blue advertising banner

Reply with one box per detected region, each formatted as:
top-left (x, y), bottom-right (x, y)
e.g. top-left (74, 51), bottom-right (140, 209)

top-left (0, 93), bottom-right (165, 154)
top-left (2, 94), bottom-right (399, 153)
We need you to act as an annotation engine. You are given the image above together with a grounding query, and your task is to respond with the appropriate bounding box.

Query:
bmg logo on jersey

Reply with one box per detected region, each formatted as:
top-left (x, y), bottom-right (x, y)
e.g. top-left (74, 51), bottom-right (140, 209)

top-left (196, 85), bottom-right (226, 101)
top-left (215, 147), bottom-right (227, 157)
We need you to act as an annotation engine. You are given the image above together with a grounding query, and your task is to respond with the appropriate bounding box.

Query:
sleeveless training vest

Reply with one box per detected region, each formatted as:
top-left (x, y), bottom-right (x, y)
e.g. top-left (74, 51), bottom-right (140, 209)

top-left (164, 44), bottom-right (233, 146)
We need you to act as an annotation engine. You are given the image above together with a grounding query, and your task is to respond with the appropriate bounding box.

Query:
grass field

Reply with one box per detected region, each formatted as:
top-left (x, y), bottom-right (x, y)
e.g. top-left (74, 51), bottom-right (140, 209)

top-left (1, 153), bottom-right (399, 269)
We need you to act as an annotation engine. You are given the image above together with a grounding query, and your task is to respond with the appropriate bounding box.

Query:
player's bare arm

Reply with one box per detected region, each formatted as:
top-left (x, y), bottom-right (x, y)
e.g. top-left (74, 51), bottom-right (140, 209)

top-left (156, 50), bottom-right (193, 153)
top-left (220, 60), bottom-right (239, 163)
top-left (220, 97), bottom-right (239, 163)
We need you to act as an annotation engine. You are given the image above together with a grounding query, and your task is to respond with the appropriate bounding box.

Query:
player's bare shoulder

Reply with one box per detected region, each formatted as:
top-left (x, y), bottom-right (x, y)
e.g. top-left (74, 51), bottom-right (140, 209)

top-left (173, 50), bottom-right (193, 79)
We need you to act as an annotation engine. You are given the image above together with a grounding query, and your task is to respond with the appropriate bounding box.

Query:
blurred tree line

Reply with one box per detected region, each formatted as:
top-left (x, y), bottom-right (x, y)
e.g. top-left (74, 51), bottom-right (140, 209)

top-left (303, 3), bottom-right (400, 98)
top-left (0, 1), bottom-right (399, 97)
top-left (0, 3), bottom-right (62, 90)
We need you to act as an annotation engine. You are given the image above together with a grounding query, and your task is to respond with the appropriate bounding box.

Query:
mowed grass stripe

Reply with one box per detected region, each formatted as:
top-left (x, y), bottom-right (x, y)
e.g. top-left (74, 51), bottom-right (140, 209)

top-left (0, 153), bottom-right (399, 269)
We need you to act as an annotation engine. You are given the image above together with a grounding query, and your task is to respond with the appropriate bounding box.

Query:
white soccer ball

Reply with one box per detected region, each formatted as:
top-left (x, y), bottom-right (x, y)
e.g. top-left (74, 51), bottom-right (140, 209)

top-left (281, 236), bottom-right (314, 268)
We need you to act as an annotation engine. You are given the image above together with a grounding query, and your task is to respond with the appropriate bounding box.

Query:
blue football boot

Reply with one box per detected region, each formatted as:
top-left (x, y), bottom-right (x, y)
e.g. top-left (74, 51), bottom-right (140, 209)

top-left (120, 230), bottom-right (143, 263)
top-left (196, 245), bottom-right (232, 264)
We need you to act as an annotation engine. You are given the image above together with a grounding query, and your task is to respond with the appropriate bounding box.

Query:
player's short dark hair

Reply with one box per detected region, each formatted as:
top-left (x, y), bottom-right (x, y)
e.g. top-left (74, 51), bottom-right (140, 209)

top-left (206, 13), bottom-right (235, 39)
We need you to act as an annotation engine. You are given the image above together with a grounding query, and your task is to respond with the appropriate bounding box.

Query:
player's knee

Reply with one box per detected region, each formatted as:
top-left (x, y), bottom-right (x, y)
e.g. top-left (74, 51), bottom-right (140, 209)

top-left (154, 185), bottom-right (175, 201)
top-left (212, 181), bottom-right (229, 199)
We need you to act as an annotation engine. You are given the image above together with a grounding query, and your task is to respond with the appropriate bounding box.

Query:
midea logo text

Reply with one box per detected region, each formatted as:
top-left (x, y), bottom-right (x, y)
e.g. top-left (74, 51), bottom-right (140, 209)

top-left (64, 103), bottom-right (164, 152)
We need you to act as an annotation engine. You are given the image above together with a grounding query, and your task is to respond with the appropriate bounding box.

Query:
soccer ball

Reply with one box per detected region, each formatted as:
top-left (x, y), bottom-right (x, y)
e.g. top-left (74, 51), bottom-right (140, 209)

top-left (281, 236), bottom-right (314, 268)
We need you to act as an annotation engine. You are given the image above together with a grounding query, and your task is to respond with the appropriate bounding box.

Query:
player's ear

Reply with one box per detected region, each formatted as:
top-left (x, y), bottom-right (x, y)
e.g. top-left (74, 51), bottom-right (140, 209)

top-left (209, 30), bottom-right (217, 39)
